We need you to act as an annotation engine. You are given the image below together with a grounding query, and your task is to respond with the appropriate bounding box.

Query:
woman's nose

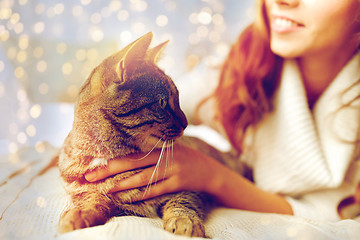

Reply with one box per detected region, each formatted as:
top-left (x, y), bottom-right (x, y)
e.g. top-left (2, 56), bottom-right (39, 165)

top-left (275, 0), bottom-right (299, 7)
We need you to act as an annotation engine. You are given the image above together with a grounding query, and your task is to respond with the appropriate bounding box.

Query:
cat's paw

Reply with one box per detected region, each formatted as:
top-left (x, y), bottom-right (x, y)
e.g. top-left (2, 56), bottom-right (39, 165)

top-left (164, 215), bottom-right (206, 237)
top-left (58, 208), bottom-right (106, 233)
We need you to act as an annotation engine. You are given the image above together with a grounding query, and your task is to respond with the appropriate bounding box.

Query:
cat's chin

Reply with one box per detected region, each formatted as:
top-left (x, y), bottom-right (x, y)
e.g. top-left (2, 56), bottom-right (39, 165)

top-left (145, 135), bottom-right (176, 150)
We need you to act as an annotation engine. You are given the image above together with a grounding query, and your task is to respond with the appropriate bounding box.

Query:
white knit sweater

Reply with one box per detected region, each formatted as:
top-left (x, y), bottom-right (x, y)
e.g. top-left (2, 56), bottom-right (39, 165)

top-left (243, 52), bottom-right (360, 221)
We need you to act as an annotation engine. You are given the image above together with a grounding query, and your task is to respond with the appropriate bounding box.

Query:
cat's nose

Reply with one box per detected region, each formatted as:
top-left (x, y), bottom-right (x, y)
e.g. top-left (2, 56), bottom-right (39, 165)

top-left (177, 110), bottom-right (188, 130)
top-left (166, 110), bottom-right (187, 140)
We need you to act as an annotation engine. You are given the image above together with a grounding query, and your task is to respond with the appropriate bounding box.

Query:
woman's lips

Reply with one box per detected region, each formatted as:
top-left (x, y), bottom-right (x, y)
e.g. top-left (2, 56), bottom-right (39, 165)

top-left (270, 16), bottom-right (305, 33)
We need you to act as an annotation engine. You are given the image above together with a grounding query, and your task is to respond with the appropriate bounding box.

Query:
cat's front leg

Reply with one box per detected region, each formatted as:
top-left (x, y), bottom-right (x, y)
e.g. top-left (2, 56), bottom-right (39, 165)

top-left (59, 192), bottom-right (117, 233)
top-left (160, 192), bottom-right (212, 238)
top-left (164, 212), bottom-right (205, 237)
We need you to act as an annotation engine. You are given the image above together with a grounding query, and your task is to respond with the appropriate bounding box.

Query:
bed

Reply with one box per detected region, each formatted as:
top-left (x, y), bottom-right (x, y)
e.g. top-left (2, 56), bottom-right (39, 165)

top-left (1, 1), bottom-right (359, 239)
top-left (1, 128), bottom-right (360, 240)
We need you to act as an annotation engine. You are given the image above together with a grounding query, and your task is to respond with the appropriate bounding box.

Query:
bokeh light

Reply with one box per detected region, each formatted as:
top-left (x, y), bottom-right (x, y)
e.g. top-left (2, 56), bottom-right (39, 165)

top-left (33, 47), bottom-right (44, 58)
top-left (72, 5), bottom-right (83, 17)
top-left (36, 60), bottom-right (47, 73)
top-left (30, 104), bottom-right (42, 119)
top-left (62, 62), bottom-right (73, 75)
top-left (0, 61), bottom-right (5, 72)
top-left (14, 66), bottom-right (25, 78)
top-left (38, 82), bottom-right (48, 95)
top-left (0, 82), bottom-right (4, 97)
top-left (8, 142), bottom-right (18, 154)
top-left (35, 4), bottom-right (45, 15)
top-left (35, 141), bottom-right (46, 153)
top-left (18, 35), bottom-right (29, 50)
top-left (156, 15), bottom-right (168, 27)
top-left (56, 43), bottom-right (67, 54)
top-left (0, 0), bottom-right (253, 155)
top-left (17, 89), bottom-right (27, 102)
top-left (26, 124), bottom-right (37, 137)
top-left (117, 10), bottom-right (129, 21)
top-left (75, 49), bottom-right (86, 61)
top-left (33, 22), bottom-right (45, 34)
top-left (81, 0), bottom-right (91, 6)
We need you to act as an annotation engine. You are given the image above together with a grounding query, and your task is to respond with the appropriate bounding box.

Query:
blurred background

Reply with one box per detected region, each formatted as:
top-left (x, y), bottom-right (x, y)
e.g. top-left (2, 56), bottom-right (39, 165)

top-left (0, 0), bottom-right (253, 156)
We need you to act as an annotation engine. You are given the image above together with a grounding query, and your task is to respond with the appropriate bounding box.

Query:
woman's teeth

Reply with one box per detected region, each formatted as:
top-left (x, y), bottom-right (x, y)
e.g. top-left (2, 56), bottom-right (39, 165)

top-left (274, 18), bottom-right (300, 28)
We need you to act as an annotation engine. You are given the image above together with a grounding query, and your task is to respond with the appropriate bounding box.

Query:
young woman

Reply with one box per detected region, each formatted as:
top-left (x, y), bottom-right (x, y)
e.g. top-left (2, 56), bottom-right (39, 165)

top-left (85, 0), bottom-right (360, 221)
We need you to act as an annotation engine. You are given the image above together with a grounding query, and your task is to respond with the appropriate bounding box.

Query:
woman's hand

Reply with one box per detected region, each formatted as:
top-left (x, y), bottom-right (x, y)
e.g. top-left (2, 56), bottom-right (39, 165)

top-left (85, 141), bottom-right (293, 215)
top-left (85, 141), bottom-right (225, 201)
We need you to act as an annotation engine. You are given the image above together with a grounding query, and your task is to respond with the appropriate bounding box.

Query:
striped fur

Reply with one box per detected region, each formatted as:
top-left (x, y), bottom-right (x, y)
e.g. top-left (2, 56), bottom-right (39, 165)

top-left (58, 33), bottom-right (221, 237)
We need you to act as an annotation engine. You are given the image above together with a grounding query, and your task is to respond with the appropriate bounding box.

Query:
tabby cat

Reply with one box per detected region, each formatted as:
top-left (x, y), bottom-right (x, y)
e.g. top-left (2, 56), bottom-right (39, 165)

top-left (58, 32), bottom-right (242, 237)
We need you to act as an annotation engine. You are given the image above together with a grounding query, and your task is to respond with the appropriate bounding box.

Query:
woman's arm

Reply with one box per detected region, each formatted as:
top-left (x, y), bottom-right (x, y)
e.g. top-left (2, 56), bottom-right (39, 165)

top-left (85, 142), bottom-right (293, 215)
top-left (209, 162), bottom-right (293, 214)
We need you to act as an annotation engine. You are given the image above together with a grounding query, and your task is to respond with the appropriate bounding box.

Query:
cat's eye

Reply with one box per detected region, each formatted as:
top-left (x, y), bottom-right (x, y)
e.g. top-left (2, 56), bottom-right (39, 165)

top-left (159, 98), bottom-right (167, 109)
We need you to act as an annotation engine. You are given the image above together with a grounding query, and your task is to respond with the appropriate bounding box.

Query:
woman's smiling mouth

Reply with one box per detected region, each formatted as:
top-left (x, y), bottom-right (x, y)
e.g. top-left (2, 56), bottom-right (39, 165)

top-left (271, 16), bottom-right (305, 33)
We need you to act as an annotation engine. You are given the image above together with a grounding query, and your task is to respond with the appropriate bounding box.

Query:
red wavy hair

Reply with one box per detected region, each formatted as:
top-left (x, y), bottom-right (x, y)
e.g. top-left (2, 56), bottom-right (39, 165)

top-left (213, 1), bottom-right (283, 152)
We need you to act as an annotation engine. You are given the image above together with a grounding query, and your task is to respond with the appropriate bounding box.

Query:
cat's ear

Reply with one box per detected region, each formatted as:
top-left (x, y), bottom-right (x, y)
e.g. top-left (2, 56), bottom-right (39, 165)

top-left (89, 67), bottom-right (106, 96)
top-left (122, 32), bottom-right (153, 70)
top-left (147, 40), bottom-right (169, 63)
top-left (88, 33), bottom-right (154, 96)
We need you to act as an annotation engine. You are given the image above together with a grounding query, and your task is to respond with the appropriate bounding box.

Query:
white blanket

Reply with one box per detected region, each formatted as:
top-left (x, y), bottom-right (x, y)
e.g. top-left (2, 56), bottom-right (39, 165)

top-left (1, 143), bottom-right (359, 240)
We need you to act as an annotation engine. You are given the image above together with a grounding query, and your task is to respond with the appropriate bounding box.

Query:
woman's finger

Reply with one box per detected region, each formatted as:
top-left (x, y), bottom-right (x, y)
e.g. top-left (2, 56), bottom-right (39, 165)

top-left (85, 152), bottom-right (160, 182)
top-left (108, 162), bottom-right (172, 193)
top-left (135, 178), bottom-right (178, 201)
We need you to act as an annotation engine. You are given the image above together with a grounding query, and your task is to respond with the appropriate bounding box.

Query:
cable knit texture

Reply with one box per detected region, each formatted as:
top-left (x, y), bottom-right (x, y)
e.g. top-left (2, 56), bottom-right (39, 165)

top-left (246, 52), bottom-right (360, 220)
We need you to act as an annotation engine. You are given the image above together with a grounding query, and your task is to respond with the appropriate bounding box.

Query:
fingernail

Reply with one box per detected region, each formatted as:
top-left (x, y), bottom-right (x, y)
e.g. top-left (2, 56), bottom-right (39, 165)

top-left (85, 171), bottom-right (97, 182)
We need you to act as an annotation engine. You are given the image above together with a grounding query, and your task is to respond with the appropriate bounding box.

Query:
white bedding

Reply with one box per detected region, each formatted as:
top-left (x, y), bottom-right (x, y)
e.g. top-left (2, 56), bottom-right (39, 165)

top-left (1, 132), bottom-right (360, 240)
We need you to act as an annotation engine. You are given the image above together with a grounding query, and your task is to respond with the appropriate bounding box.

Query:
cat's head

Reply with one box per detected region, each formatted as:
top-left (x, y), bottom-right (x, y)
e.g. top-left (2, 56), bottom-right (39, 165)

top-left (74, 32), bottom-right (188, 153)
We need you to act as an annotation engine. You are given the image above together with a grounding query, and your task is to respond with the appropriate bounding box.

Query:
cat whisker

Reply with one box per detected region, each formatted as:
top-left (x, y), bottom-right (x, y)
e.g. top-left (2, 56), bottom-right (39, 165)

top-left (162, 139), bottom-right (172, 181)
top-left (102, 189), bottom-right (111, 201)
top-left (142, 140), bottom-right (167, 199)
top-left (133, 138), bottom-right (163, 161)
top-left (157, 140), bottom-right (168, 182)
top-left (170, 139), bottom-right (174, 171)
